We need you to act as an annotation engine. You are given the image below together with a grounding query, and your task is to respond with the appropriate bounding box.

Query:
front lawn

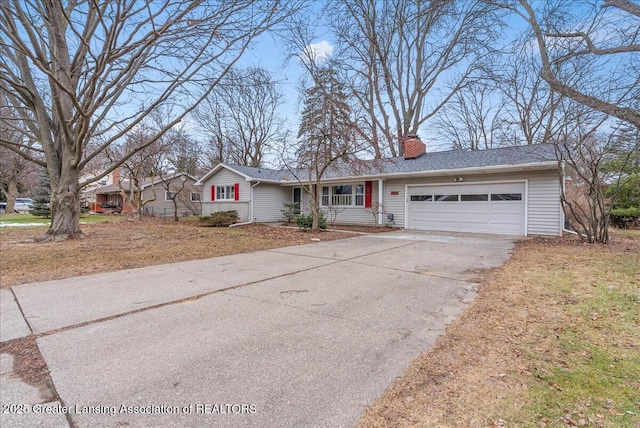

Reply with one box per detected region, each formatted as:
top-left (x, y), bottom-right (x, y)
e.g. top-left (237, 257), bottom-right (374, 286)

top-left (359, 232), bottom-right (640, 427)
top-left (0, 213), bottom-right (119, 226)
top-left (0, 219), bottom-right (354, 288)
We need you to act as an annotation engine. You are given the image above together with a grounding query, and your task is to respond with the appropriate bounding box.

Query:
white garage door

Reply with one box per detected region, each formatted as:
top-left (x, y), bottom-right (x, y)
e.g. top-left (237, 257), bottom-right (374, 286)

top-left (407, 182), bottom-right (525, 235)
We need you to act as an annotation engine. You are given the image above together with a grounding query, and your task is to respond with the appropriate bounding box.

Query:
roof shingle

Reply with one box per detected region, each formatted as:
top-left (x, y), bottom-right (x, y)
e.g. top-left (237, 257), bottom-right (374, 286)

top-left (226, 144), bottom-right (557, 182)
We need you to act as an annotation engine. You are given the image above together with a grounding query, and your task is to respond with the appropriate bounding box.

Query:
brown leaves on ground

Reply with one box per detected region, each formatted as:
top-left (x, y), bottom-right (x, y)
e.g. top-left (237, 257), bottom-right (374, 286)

top-left (357, 234), bottom-right (640, 428)
top-left (0, 219), bottom-right (354, 288)
top-left (0, 336), bottom-right (57, 402)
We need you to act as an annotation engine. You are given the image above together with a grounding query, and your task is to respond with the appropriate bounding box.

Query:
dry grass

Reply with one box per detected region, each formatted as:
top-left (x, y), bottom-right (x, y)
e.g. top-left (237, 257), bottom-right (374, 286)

top-left (3, 219), bottom-right (638, 427)
top-left (358, 233), bottom-right (640, 428)
top-left (0, 219), bottom-right (354, 288)
top-left (0, 337), bottom-right (57, 402)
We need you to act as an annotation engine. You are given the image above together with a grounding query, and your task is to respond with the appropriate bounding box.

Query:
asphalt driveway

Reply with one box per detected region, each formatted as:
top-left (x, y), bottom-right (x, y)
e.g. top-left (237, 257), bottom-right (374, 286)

top-left (1, 230), bottom-right (515, 427)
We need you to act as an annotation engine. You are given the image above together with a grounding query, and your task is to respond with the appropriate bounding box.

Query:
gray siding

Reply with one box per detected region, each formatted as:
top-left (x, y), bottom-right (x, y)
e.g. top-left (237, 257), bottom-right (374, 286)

top-left (253, 184), bottom-right (291, 222)
top-left (198, 166), bottom-right (562, 235)
top-left (202, 201), bottom-right (250, 221)
top-left (140, 178), bottom-right (199, 217)
top-left (385, 169), bottom-right (562, 236)
top-left (315, 182), bottom-right (380, 225)
top-left (201, 168), bottom-right (250, 202)
top-left (527, 172), bottom-right (562, 236)
top-left (200, 167), bottom-right (251, 221)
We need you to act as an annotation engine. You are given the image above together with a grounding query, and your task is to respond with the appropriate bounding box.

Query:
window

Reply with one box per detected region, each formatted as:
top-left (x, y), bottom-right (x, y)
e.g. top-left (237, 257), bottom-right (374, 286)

top-left (165, 191), bottom-right (174, 201)
top-left (216, 185), bottom-right (235, 201)
top-left (332, 185), bottom-right (352, 206)
top-left (461, 194), bottom-right (488, 201)
top-left (320, 183), bottom-right (366, 206)
top-left (435, 194), bottom-right (459, 202)
top-left (191, 192), bottom-right (200, 202)
top-left (410, 195), bottom-right (432, 202)
top-left (321, 186), bottom-right (330, 206)
top-left (355, 184), bottom-right (364, 206)
top-left (491, 193), bottom-right (522, 201)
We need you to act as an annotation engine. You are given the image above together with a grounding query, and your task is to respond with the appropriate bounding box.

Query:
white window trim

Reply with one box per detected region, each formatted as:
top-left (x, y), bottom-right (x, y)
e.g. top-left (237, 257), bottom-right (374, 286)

top-left (216, 185), bottom-right (235, 201)
top-left (320, 183), bottom-right (365, 207)
top-left (191, 192), bottom-right (200, 202)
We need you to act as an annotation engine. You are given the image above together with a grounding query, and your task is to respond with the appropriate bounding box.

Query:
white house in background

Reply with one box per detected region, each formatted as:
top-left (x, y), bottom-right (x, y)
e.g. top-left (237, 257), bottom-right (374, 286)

top-left (195, 139), bottom-right (564, 236)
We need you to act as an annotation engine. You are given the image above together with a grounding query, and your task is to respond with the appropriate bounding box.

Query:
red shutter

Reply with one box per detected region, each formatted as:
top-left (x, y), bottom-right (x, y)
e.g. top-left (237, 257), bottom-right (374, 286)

top-left (234, 183), bottom-right (239, 201)
top-left (211, 185), bottom-right (215, 201)
top-left (365, 181), bottom-right (372, 208)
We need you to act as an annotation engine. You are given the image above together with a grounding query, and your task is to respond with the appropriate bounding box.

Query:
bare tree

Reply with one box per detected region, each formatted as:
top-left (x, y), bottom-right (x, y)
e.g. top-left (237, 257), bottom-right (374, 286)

top-left (164, 128), bottom-right (204, 177)
top-left (156, 172), bottom-right (197, 221)
top-left (0, 94), bottom-right (38, 212)
top-left (0, 146), bottom-right (37, 212)
top-left (556, 118), bottom-right (638, 243)
top-left (0, 0), bottom-right (305, 240)
top-left (195, 67), bottom-right (286, 168)
top-left (108, 125), bottom-right (168, 221)
top-left (491, 44), bottom-right (562, 147)
top-left (434, 82), bottom-right (503, 151)
top-left (505, 0), bottom-right (640, 128)
top-left (327, 0), bottom-right (504, 157)
top-left (285, 67), bottom-right (361, 230)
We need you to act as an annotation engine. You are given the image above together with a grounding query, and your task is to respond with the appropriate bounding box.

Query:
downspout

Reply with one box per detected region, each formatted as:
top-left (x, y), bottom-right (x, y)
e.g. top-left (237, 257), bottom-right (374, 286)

top-left (230, 181), bottom-right (261, 227)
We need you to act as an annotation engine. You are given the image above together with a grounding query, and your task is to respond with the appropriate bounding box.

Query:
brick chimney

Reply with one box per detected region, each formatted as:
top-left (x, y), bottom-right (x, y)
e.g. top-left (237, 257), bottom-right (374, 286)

top-left (402, 135), bottom-right (426, 159)
top-left (111, 167), bottom-right (121, 184)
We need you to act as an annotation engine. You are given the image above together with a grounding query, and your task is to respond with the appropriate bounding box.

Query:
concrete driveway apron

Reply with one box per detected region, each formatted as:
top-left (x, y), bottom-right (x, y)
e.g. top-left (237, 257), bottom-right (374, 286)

top-left (1, 230), bottom-right (515, 427)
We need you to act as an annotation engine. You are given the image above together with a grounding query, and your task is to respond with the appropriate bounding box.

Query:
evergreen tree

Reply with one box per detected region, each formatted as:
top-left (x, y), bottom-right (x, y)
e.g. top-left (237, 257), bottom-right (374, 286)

top-left (294, 67), bottom-right (357, 230)
top-left (30, 170), bottom-right (51, 218)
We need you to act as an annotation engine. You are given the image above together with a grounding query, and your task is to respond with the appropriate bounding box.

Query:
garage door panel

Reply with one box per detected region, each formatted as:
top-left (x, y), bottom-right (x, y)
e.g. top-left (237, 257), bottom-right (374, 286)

top-left (459, 222), bottom-right (490, 233)
top-left (459, 212), bottom-right (490, 223)
top-left (490, 183), bottom-right (523, 194)
top-left (407, 182), bottom-right (525, 236)
top-left (408, 205), bottom-right (433, 216)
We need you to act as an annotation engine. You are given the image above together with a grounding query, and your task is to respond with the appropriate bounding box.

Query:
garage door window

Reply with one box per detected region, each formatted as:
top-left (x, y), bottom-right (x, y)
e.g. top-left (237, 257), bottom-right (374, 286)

top-left (491, 193), bottom-right (522, 201)
top-left (461, 194), bottom-right (489, 201)
top-left (435, 194), bottom-right (459, 202)
top-left (410, 195), bottom-right (432, 201)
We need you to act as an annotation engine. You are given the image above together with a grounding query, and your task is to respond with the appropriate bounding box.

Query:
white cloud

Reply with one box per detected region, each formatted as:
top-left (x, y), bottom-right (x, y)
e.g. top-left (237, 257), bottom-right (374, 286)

top-left (300, 40), bottom-right (333, 64)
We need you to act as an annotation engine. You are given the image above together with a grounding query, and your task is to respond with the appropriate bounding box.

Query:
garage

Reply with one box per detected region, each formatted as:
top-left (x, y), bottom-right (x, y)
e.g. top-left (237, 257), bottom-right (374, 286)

top-left (407, 182), bottom-right (526, 235)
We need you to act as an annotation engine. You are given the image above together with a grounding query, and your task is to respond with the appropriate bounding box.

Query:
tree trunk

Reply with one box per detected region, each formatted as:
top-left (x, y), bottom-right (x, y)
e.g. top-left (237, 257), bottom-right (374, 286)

top-left (44, 168), bottom-right (82, 241)
top-left (6, 178), bottom-right (18, 213)
top-left (173, 199), bottom-right (179, 221)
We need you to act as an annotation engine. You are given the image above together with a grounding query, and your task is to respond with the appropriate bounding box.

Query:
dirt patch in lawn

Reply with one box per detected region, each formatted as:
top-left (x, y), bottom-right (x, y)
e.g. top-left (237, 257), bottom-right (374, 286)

top-left (358, 233), bottom-right (640, 427)
top-left (0, 219), bottom-right (355, 288)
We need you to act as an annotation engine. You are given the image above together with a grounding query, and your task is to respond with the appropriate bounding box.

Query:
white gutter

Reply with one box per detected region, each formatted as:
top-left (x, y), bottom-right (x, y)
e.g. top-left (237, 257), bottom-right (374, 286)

top-left (229, 181), bottom-right (261, 228)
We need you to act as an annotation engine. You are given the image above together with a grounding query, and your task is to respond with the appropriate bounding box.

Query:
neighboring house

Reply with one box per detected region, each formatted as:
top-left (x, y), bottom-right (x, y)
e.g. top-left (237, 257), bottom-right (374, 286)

top-left (196, 140), bottom-right (564, 236)
top-left (80, 166), bottom-right (121, 206)
top-left (93, 172), bottom-right (201, 216)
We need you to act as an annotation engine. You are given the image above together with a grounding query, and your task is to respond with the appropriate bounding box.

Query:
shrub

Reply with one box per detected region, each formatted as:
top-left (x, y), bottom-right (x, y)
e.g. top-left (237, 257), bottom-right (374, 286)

top-left (200, 210), bottom-right (239, 227)
top-left (281, 202), bottom-right (299, 223)
top-left (611, 207), bottom-right (640, 218)
top-left (295, 211), bottom-right (327, 230)
top-left (610, 207), bottom-right (640, 228)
